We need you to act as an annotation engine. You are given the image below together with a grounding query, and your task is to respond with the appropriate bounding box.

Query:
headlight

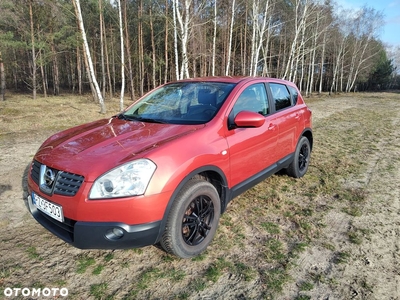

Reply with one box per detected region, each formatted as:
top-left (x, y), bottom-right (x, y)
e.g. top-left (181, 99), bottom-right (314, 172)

top-left (89, 159), bottom-right (156, 199)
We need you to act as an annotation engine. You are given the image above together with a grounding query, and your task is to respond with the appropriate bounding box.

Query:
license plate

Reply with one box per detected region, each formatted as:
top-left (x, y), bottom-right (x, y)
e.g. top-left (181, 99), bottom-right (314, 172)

top-left (31, 192), bottom-right (64, 222)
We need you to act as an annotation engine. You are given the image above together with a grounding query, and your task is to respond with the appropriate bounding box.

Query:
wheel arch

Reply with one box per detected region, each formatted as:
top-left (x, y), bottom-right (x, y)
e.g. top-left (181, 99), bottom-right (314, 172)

top-left (154, 165), bottom-right (229, 243)
top-left (301, 128), bottom-right (313, 151)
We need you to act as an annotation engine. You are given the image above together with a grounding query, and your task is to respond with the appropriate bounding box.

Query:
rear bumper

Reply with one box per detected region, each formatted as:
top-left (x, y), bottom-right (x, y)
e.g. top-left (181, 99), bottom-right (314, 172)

top-left (28, 195), bottom-right (161, 249)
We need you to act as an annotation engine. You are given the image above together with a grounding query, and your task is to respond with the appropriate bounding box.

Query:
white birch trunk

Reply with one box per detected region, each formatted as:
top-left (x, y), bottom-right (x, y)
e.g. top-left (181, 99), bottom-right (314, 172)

top-left (225, 0), bottom-right (235, 76)
top-left (212, 0), bottom-right (217, 76)
top-left (172, 0), bottom-right (180, 80)
top-left (283, 0), bottom-right (301, 81)
top-left (117, 0), bottom-right (125, 111)
top-left (73, 0), bottom-right (105, 113)
top-left (175, 0), bottom-right (191, 79)
top-left (330, 37), bottom-right (346, 94)
top-left (99, 0), bottom-right (106, 100)
top-left (252, 0), bottom-right (270, 77)
top-left (318, 30), bottom-right (326, 94)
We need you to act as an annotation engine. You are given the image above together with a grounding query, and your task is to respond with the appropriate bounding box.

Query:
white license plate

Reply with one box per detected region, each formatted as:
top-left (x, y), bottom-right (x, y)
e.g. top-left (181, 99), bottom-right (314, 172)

top-left (32, 192), bottom-right (64, 222)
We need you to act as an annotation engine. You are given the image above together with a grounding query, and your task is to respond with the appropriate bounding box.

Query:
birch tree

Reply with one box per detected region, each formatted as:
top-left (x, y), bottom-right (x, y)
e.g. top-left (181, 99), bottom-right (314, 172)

top-left (249, 0), bottom-right (272, 76)
top-left (123, 0), bottom-right (135, 100)
top-left (117, 0), bottom-right (125, 111)
top-left (0, 52), bottom-right (5, 101)
top-left (72, 0), bottom-right (105, 113)
top-left (164, 0), bottom-right (169, 83)
top-left (28, 0), bottom-right (37, 99)
top-left (99, 0), bottom-right (106, 99)
top-left (212, 0), bottom-right (217, 76)
top-left (225, 0), bottom-right (235, 76)
top-left (173, 0), bottom-right (192, 79)
top-left (282, 0), bottom-right (313, 82)
top-left (345, 7), bottom-right (383, 92)
top-left (330, 19), bottom-right (349, 94)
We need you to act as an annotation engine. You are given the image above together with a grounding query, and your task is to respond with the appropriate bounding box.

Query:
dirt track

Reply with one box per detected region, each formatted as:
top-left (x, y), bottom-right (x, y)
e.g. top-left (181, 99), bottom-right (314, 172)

top-left (1, 93), bottom-right (399, 299)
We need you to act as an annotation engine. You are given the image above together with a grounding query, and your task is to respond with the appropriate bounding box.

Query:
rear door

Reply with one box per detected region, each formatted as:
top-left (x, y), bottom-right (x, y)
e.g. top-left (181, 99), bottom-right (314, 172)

top-left (267, 82), bottom-right (303, 160)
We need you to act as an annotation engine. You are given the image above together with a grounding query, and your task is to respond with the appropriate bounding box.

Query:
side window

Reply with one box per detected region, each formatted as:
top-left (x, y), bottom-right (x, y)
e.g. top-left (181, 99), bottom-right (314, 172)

top-left (288, 86), bottom-right (298, 105)
top-left (232, 83), bottom-right (269, 117)
top-left (270, 83), bottom-right (291, 111)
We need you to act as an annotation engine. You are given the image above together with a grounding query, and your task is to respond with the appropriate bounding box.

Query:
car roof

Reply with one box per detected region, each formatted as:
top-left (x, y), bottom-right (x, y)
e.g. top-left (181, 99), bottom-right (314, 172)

top-left (173, 76), bottom-right (296, 86)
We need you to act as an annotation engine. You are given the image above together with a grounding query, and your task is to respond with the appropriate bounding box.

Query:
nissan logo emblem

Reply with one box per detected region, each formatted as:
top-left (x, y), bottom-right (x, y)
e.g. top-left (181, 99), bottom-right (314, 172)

top-left (44, 167), bottom-right (55, 188)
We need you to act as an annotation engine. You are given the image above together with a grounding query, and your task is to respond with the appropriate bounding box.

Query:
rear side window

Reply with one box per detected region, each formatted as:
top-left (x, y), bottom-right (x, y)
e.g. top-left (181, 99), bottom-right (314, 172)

top-left (288, 86), bottom-right (298, 105)
top-left (270, 83), bottom-right (291, 111)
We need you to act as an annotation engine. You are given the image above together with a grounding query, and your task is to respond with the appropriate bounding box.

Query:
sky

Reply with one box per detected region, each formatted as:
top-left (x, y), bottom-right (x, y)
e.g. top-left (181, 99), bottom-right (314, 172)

top-left (336, 0), bottom-right (400, 47)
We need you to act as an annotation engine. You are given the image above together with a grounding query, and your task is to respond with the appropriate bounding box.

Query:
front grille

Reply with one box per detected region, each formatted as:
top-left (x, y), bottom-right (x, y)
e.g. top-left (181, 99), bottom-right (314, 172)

top-left (31, 160), bottom-right (41, 185)
top-left (31, 160), bottom-right (84, 196)
top-left (54, 172), bottom-right (84, 196)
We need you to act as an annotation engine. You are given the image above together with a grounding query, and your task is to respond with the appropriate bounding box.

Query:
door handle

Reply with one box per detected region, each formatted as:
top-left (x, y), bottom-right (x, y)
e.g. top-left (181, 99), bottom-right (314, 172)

top-left (268, 123), bottom-right (277, 131)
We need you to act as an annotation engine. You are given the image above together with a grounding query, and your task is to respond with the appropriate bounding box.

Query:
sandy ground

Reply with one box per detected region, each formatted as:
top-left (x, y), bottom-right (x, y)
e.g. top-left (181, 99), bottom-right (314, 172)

top-left (280, 95), bottom-right (400, 300)
top-left (0, 93), bottom-right (399, 299)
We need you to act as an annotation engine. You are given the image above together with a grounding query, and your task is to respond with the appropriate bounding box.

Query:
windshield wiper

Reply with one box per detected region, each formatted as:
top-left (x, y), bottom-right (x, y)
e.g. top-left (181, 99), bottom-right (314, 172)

top-left (117, 114), bottom-right (167, 124)
top-left (134, 116), bottom-right (168, 124)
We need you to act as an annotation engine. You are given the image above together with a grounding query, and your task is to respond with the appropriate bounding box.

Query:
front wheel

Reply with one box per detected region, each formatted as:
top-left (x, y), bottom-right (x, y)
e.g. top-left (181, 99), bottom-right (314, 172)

top-left (286, 136), bottom-right (311, 178)
top-left (160, 178), bottom-right (221, 258)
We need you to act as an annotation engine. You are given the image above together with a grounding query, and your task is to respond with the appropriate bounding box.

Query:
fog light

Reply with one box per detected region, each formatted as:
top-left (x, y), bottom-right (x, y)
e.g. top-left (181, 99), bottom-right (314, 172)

top-left (105, 227), bottom-right (124, 241)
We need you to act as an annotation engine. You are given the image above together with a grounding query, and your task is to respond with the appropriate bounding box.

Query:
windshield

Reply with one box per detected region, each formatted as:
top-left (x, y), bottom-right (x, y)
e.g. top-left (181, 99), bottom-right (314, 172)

top-left (122, 82), bottom-right (236, 125)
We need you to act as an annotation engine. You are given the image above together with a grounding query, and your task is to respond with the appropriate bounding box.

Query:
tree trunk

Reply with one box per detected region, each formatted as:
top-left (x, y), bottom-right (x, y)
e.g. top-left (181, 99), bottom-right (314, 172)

top-left (225, 0), bottom-right (235, 76)
top-left (73, 0), bottom-right (106, 113)
top-left (172, 0), bottom-right (180, 80)
top-left (99, 0), bottom-right (106, 99)
top-left (164, 0), bottom-right (169, 83)
top-left (29, 0), bottom-right (37, 100)
top-left (51, 42), bottom-right (60, 95)
top-left (38, 49), bottom-right (47, 97)
top-left (138, 0), bottom-right (145, 94)
top-left (0, 53), bottom-right (5, 101)
top-left (330, 38), bottom-right (345, 94)
top-left (149, 6), bottom-right (156, 89)
top-left (110, 27), bottom-right (116, 95)
top-left (76, 46), bottom-right (82, 94)
top-left (117, 0), bottom-right (125, 111)
top-left (123, 0), bottom-right (135, 100)
top-left (174, 0), bottom-right (190, 79)
top-left (212, 0), bottom-right (217, 76)
top-left (318, 30), bottom-right (327, 94)
top-left (104, 23), bottom-right (113, 99)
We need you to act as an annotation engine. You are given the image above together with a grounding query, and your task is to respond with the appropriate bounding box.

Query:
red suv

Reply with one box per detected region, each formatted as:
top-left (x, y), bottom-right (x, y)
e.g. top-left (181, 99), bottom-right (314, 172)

top-left (27, 77), bottom-right (312, 258)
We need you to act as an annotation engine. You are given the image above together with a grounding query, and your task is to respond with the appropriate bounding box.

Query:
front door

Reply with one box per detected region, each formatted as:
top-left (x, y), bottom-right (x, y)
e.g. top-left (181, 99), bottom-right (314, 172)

top-left (225, 83), bottom-right (279, 187)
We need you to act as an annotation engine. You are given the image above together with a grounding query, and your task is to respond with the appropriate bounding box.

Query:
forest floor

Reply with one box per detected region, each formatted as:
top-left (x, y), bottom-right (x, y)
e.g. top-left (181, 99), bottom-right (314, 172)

top-left (0, 91), bottom-right (399, 300)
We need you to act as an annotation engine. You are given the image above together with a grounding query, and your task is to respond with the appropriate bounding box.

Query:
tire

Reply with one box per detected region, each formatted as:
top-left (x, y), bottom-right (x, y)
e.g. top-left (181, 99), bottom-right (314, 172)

top-left (286, 136), bottom-right (311, 178)
top-left (160, 178), bottom-right (221, 258)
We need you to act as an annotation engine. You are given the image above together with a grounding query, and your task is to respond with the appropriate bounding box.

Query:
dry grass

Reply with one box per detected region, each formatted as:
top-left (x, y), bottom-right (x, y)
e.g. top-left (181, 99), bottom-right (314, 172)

top-left (0, 94), bottom-right (127, 139)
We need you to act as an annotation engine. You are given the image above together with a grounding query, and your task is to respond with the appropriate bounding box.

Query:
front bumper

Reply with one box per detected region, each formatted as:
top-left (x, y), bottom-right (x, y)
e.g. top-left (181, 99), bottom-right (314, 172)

top-left (28, 195), bottom-right (161, 249)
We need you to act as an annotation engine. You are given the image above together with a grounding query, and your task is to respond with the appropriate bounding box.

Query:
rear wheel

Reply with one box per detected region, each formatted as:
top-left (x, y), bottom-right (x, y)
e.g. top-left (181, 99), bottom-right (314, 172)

top-left (160, 178), bottom-right (221, 258)
top-left (286, 136), bottom-right (311, 178)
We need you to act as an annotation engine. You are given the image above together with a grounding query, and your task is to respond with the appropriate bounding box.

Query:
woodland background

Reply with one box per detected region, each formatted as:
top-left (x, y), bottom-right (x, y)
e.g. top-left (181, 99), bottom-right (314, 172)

top-left (0, 0), bottom-right (399, 112)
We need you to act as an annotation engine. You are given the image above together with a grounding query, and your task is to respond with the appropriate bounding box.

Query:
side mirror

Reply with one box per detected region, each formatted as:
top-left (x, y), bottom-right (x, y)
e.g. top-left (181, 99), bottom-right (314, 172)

top-left (234, 111), bottom-right (265, 128)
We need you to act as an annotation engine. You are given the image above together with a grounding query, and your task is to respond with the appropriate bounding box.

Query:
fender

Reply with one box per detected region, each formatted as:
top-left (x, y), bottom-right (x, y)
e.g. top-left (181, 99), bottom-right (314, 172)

top-left (300, 128), bottom-right (313, 150)
top-left (154, 165), bottom-right (229, 243)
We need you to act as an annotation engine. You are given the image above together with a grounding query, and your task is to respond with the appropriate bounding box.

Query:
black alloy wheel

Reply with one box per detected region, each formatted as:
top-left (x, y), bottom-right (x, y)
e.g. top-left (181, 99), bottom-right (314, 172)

top-left (181, 195), bottom-right (215, 246)
top-left (160, 178), bottom-right (221, 258)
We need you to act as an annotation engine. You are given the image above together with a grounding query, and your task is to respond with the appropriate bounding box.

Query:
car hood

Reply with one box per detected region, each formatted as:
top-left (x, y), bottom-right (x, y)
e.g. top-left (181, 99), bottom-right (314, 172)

top-left (35, 117), bottom-right (203, 179)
